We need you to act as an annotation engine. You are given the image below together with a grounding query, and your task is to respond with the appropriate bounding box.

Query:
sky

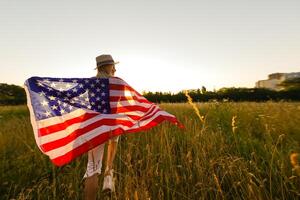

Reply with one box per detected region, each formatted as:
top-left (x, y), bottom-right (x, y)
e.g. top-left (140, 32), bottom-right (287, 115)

top-left (0, 0), bottom-right (299, 93)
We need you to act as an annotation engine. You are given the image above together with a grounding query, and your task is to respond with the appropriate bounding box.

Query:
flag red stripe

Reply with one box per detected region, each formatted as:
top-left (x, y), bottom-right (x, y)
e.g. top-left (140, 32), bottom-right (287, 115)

top-left (109, 96), bottom-right (150, 104)
top-left (41, 105), bottom-right (159, 151)
top-left (109, 84), bottom-right (144, 96)
top-left (51, 114), bottom-right (182, 166)
top-left (38, 107), bottom-right (148, 137)
top-left (125, 114), bottom-right (142, 120)
top-left (109, 84), bottom-right (136, 92)
top-left (138, 108), bottom-right (162, 122)
top-left (40, 118), bottom-right (134, 152)
top-left (39, 112), bottom-right (99, 136)
top-left (111, 105), bottom-right (152, 114)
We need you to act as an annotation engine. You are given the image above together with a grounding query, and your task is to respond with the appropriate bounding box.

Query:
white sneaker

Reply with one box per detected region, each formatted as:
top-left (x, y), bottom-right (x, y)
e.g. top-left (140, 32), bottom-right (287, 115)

top-left (102, 169), bottom-right (115, 192)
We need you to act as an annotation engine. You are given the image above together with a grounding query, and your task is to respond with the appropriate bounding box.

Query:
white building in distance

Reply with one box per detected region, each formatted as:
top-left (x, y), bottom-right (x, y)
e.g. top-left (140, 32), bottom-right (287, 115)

top-left (255, 72), bottom-right (300, 91)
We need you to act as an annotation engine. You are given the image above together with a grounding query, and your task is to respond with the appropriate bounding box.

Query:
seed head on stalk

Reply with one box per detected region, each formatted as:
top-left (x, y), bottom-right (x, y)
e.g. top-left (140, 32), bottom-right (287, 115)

top-left (232, 115), bottom-right (238, 134)
top-left (184, 90), bottom-right (205, 123)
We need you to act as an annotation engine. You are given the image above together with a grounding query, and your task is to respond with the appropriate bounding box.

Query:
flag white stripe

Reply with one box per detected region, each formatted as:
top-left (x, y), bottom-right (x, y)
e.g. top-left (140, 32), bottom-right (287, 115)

top-left (109, 77), bottom-right (130, 86)
top-left (37, 107), bottom-right (148, 129)
top-left (138, 105), bottom-right (160, 121)
top-left (39, 112), bottom-right (137, 145)
top-left (47, 125), bottom-right (122, 159)
top-left (39, 105), bottom-right (158, 145)
top-left (110, 100), bottom-right (152, 108)
top-left (109, 90), bottom-right (146, 100)
top-left (47, 110), bottom-right (174, 159)
top-left (37, 109), bottom-right (94, 128)
top-left (24, 85), bottom-right (44, 153)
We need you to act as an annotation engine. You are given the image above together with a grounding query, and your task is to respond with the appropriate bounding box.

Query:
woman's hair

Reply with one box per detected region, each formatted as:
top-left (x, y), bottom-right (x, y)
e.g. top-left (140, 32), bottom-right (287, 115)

top-left (96, 65), bottom-right (113, 78)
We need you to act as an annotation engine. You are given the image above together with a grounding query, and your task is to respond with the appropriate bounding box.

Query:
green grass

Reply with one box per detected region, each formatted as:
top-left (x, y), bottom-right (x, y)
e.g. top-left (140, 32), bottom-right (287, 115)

top-left (0, 102), bottom-right (300, 199)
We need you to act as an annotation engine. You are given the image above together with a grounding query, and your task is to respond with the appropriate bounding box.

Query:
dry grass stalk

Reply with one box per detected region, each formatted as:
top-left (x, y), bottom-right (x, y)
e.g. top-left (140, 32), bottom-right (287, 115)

top-left (184, 90), bottom-right (205, 123)
top-left (231, 115), bottom-right (237, 134)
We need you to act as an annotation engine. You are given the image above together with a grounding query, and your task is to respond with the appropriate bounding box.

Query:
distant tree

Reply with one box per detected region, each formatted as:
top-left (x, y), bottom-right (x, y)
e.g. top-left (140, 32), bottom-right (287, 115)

top-left (201, 86), bottom-right (206, 94)
top-left (278, 78), bottom-right (300, 91)
top-left (0, 83), bottom-right (26, 105)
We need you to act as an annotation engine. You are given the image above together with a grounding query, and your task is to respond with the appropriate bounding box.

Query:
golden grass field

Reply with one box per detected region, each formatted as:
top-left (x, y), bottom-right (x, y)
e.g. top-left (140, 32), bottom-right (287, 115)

top-left (1, 102), bottom-right (300, 199)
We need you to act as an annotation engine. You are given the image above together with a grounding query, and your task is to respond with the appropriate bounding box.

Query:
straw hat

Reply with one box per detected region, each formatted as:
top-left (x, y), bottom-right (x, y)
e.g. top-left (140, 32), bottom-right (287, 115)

top-left (95, 54), bottom-right (119, 69)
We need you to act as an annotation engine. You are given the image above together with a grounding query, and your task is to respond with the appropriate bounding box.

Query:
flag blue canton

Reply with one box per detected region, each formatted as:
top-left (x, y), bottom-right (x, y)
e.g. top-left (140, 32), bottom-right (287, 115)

top-left (25, 77), bottom-right (110, 120)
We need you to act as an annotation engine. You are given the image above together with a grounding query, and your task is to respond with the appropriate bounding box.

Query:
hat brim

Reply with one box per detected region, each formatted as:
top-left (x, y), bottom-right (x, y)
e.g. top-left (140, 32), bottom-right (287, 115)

top-left (94, 61), bottom-right (119, 70)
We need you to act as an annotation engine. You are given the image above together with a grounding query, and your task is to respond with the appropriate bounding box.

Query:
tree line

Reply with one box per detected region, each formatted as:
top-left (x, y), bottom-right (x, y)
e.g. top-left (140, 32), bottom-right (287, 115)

top-left (0, 78), bottom-right (299, 105)
top-left (143, 87), bottom-right (300, 103)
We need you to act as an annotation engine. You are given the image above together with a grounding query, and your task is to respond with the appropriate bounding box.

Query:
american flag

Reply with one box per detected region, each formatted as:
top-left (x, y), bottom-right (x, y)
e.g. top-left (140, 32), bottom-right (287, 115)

top-left (24, 76), bottom-right (184, 166)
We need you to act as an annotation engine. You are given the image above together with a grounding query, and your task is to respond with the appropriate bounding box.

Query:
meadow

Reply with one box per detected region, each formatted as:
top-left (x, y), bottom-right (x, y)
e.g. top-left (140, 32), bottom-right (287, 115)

top-left (0, 102), bottom-right (300, 200)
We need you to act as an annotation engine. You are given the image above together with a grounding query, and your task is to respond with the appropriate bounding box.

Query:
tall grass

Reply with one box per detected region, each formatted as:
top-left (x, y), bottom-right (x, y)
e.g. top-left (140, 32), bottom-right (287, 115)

top-left (0, 102), bottom-right (300, 199)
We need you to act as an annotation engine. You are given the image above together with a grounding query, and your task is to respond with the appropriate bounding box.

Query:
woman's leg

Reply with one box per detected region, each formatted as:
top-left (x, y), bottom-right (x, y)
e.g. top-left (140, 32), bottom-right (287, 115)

top-left (84, 174), bottom-right (98, 200)
top-left (105, 139), bottom-right (118, 172)
top-left (83, 144), bottom-right (105, 200)
top-left (102, 136), bottom-right (119, 191)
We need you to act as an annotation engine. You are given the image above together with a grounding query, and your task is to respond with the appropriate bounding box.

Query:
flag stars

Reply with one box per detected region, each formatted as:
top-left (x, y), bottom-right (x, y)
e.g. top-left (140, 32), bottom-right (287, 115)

top-left (39, 91), bottom-right (46, 96)
top-left (28, 78), bottom-right (110, 120)
top-left (51, 105), bottom-right (58, 110)
top-left (65, 83), bottom-right (72, 88)
top-left (44, 111), bottom-right (51, 117)
top-left (49, 96), bottom-right (56, 101)
top-left (37, 81), bottom-right (43, 87)
top-left (41, 100), bottom-right (48, 106)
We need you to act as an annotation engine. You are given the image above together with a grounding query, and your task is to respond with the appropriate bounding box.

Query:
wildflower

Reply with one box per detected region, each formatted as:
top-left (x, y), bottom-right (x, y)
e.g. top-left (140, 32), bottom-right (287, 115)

top-left (290, 153), bottom-right (300, 176)
top-left (290, 153), bottom-right (299, 167)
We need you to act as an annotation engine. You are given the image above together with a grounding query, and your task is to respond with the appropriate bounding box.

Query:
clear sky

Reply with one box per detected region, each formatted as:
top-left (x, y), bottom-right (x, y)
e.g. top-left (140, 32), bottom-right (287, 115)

top-left (0, 0), bottom-right (299, 93)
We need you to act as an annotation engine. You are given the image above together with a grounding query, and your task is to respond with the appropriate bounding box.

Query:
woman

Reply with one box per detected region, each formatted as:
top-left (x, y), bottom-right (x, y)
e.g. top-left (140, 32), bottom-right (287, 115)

top-left (83, 54), bottom-right (119, 200)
